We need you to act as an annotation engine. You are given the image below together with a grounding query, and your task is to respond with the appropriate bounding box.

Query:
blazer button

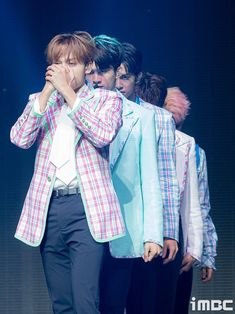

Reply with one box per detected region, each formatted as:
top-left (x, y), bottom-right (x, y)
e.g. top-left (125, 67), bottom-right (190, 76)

top-left (47, 176), bottom-right (51, 182)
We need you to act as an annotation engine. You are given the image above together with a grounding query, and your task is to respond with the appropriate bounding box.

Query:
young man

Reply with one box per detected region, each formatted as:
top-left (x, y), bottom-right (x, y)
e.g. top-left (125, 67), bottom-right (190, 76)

top-left (165, 87), bottom-right (203, 270)
top-left (164, 87), bottom-right (217, 314)
top-left (195, 145), bottom-right (217, 282)
top-left (87, 35), bottom-right (163, 314)
top-left (137, 76), bottom-right (214, 314)
top-left (116, 44), bottom-right (180, 257)
top-left (116, 45), bottom-right (180, 314)
top-left (10, 31), bottom-right (125, 314)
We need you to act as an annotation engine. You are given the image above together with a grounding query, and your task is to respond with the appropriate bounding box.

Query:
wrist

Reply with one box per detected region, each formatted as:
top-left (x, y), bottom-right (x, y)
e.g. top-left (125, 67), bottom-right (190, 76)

top-left (39, 89), bottom-right (53, 113)
top-left (62, 87), bottom-right (77, 109)
top-left (42, 82), bottom-right (55, 96)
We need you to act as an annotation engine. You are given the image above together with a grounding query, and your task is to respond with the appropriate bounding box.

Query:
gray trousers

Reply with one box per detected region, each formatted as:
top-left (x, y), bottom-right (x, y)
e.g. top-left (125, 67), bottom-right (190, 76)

top-left (40, 193), bottom-right (104, 314)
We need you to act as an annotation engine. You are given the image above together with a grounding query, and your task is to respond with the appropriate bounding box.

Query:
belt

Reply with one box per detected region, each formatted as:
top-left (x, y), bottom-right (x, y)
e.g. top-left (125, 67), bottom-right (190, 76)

top-left (52, 187), bottom-right (80, 198)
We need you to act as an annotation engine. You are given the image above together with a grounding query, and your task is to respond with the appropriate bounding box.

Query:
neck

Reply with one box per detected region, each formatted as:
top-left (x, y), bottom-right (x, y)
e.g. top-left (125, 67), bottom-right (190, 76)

top-left (74, 81), bottom-right (85, 93)
top-left (128, 92), bottom-right (137, 102)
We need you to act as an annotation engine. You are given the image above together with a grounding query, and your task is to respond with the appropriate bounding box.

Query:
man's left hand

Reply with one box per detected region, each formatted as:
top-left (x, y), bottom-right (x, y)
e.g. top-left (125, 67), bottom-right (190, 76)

top-left (162, 239), bottom-right (178, 264)
top-left (201, 267), bottom-right (214, 283)
top-left (143, 242), bottom-right (162, 262)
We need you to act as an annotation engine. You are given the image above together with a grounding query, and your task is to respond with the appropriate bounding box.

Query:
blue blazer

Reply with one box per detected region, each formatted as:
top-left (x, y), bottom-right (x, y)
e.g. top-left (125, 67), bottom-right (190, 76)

top-left (109, 97), bottom-right (163, 258)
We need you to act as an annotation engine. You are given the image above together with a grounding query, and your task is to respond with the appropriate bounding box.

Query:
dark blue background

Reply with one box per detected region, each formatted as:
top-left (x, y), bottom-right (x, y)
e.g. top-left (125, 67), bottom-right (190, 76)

top-left (1, 0), bottom-right (234, 313)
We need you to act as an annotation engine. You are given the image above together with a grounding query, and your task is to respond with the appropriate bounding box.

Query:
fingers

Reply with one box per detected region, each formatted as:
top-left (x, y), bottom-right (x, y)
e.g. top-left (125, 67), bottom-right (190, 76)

top-left (45, 64), bottom-right (68, 79)
top-left (162, 240), bottom-right (178, 264)
top-left (45, 69), bottom-right (54, 80)
top-left (143, 243), bottom-right (161, 263)
top-left (201, 267), bottom-right (207, 280)
top-left (180, 262), bottom-right (192, 274)
top-left (44, 64), bottom-right (71, 92)
top-left (168, 244), bottom-right (178, 262)
top-left (180, 259), bottom-right (191, 274)
top-left (179, 255), bottom-right (195, 274)
top-left (172, 246), bottom-right (178, 260)
top-left (161, 243), bottom-right (168, 259)
top-left (201, 267), bottom-right (214, 283)
top-left (143, 243), bottom-right (151, 262)
top-left (163, 248), bottom-right (176, 264)
top-left (47, 64), bottom-right (68, 72)
top-left (206, 268), bottom-right (214, 281)
top-left (148, 250), bottom-right (156, 262)
top-left (143, 243), bottom-right (154, 262)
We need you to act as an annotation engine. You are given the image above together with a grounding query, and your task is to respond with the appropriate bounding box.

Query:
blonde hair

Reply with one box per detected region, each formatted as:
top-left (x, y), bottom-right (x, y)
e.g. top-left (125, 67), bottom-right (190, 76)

top-left (46, 31), bottom-right (96, 65)
top-left (164, 87), bottom-right (191, 126)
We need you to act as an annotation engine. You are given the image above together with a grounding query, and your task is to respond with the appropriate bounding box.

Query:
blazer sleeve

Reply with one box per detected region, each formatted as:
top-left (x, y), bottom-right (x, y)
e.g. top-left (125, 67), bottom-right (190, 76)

top-left (198, 148), bottom-right (218, 269)
top-left (10, 93), bottom-right (44, 149)
top-left (157, 112), bottom-right (180, 241)
top-left (184, 138), bottom-right (203, 261)
top-left (68, 91), bottom-right (123, 148)
top-left (141, 109), bottom-right (163, 247)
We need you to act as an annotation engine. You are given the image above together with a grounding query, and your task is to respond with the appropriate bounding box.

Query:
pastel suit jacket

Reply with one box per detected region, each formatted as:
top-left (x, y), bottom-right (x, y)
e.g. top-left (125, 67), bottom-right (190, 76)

top-left (139, 99), bottom-right (180, 241)
top-left (196, 146), bottom-right (217, 269)
top-left (175, 130), bottom-right (203, 261)
top-left (109, 95), bottom-right (163, 258)
top-left (10, 85), bottom-right (125, 246)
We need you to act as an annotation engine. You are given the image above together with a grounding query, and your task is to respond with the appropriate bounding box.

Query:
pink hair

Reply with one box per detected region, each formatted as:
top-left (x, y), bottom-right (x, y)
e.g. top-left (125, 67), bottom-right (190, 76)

top-left (164, 87), bottom-right (191, 126)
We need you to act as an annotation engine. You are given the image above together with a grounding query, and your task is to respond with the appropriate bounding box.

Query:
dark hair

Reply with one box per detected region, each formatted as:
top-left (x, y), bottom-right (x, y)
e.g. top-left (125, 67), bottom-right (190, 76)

top-left (136, 72), bottom-right (167, 107)
top-left (121, 42), bottom-right (143, 76)
top-left (93, 35), bottom-right (123, 71)
top-left (46, 31), bottom-right (95, 65)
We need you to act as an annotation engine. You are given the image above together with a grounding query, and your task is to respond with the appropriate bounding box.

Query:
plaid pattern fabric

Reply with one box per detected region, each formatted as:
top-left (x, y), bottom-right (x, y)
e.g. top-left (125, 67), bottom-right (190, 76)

top-left (139, 99), bottom-right (180, 241)
top-left (197, 147), bottom-right (218, 269)
top-left (10, 85), bottom-right (125, 246)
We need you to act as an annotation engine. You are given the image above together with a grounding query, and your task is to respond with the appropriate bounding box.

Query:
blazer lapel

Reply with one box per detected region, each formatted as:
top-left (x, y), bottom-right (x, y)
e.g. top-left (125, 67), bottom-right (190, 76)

top-left (110, 102), bottom-right (139, 169)
top-left (175, 131), bottom-right (191, 198)
top-left (44, 86), bottom-right (94, 146)
top-left (175, 131), bottom-right (182, 147)
top-left (74, 85), bottom-right (95, 146)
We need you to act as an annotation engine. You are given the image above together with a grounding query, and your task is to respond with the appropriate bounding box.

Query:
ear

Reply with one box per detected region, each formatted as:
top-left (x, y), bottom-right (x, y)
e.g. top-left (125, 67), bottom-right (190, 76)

top-left (85, 62), bottom-right (93, 74)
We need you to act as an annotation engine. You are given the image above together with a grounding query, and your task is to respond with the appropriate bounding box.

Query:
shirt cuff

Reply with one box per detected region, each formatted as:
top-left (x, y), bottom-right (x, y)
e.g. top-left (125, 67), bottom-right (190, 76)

top-left (200, 255), bottom-right (216, 270)
top-left (67, 95), bottom-right (82, 114)
top-left (186, 249), bottom-right (201, 262)
top-left (163, 230), bottom-right (179, 242)
top-left (31, 96), bottom-right (48, 117)
top-left (144, 239), bottom-right (163, 248)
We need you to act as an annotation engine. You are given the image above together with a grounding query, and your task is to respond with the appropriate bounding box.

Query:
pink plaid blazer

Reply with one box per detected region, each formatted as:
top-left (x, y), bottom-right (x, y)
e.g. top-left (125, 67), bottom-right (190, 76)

top-left (10, 85), bottom-right (125, 246)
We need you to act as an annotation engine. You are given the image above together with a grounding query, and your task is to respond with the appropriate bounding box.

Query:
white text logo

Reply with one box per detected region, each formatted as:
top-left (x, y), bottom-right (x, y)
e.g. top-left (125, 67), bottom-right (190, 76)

top-left (190, 297), bottom-right (233, 311)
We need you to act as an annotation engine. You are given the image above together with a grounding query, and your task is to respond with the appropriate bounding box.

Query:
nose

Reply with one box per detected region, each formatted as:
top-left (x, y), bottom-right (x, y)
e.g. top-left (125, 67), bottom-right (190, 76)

top-left (115, 77), bottom-right (123, 90)
top-left (60, 61), bottom-right (68, 68)
top-left (92, 73), bottom-right (101, 85)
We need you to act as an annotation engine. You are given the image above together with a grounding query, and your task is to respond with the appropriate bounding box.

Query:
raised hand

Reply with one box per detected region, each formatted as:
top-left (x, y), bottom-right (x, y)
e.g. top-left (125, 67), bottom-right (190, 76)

top-left (45, 64), bottom-right (71, 93)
